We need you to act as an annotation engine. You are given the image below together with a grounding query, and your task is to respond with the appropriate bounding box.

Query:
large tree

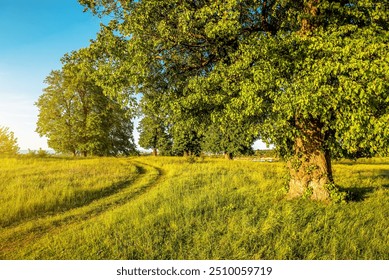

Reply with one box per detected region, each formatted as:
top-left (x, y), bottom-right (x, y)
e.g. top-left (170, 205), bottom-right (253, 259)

top-left (35, 70), bottom-right (79, 155)
top-left (0, 126), bottom-right (19, 156)
top-left (79, 0), bottom-right (389, 201)
top-left (36, 49), bottom-right (137, 156)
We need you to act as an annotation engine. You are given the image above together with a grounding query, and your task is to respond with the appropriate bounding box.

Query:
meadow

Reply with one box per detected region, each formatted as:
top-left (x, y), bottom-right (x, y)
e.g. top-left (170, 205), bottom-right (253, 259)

top-left (0, 156), bottom-right (388, 259)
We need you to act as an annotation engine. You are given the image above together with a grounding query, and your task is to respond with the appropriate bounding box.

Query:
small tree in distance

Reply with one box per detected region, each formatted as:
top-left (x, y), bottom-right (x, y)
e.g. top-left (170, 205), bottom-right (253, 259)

top-left (137, 115), bottom-right (172, 156)
top-left (0, 126), bottom-right (20, 156)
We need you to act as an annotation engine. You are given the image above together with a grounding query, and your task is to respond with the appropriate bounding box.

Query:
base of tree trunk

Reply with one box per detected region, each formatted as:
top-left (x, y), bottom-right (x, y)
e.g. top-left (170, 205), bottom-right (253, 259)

top-left (287, 177), bottom-right (331, 201)
top-left (224, 152), bottom-right (233, 160)
top-left (287, 129), bottom-right (333, 201)
top-left (287, 149), bottom-right (333, 201)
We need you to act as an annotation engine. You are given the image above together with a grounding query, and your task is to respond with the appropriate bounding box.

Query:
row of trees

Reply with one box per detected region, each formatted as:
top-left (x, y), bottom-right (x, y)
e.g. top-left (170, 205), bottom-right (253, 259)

top-left (36, 0), bottom-right (389, 201)
top-left (35, 49), bottom-right (255, 158)
top-left (137, 94), bottom-right (256, 158)
top-left (36, 36), bottom-right (257, 158)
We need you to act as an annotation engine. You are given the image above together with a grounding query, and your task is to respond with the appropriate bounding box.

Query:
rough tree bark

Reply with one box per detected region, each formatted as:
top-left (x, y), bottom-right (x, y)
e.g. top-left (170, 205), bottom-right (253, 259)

top-left (287, 119), bottom-right (332, 201)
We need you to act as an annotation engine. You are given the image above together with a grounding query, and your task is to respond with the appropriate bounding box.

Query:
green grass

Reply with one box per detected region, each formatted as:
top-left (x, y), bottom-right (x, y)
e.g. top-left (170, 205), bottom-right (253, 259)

top-left (0, 156), bottom-right (388, 259)
top-left (0, 157), bottom-right (138, 227)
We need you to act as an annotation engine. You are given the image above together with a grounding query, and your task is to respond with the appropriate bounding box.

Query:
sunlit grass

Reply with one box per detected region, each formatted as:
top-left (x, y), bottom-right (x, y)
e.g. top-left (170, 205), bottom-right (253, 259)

top-left (1, 156), bottom-right (388, 259)
top-left (0, 157), bottom-right (138, 227)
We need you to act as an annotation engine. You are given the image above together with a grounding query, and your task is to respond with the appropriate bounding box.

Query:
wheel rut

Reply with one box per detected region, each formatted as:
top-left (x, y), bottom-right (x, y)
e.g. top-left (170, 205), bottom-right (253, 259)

top-left (0, 160), bottom-right (164, 258)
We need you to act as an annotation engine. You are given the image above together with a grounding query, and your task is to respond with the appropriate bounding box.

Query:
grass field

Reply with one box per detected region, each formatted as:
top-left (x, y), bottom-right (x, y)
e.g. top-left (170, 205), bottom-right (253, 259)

top-left (0, 156), bottom-right (388, 259)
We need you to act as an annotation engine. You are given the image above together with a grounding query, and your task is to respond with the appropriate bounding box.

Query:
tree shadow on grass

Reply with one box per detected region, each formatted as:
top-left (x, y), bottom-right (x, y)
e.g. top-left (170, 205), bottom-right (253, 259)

top-left (338, 186), bottom-right (376, 202)
top-left (336, 168), bottom-right (389, 202)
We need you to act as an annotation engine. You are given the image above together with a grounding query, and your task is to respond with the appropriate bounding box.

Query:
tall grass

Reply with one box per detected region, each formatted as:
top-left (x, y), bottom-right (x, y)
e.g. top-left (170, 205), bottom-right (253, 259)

top-left (0, 157), bottom-right (138, 227)
top-left (1, 157), bottom-right (387, 260)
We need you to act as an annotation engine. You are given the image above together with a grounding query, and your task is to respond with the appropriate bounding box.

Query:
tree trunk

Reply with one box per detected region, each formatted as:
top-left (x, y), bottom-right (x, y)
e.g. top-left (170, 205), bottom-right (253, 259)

top-left (286, 1), bottom-right (332, 201)
top-left (224, 152), bottom-right (233, 160)
top-left (152, 148), bottom-right (157, 156)
top-left (183, 150), bottom-right (189, 157)
top-left (287, 120), bottom-right (332, 201)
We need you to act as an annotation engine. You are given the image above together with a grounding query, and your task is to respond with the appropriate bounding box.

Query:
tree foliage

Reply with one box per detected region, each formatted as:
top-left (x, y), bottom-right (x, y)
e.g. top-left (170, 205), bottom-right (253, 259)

top-left (137, 115), bottom-right (172, 156)
top-left (36, 49), bottom-right (137, 156)
top-left (202, 120), bottom-right (255, 159)
top-left (171, 127), bottom-right (203, 157)
top-left (0, 126), bottom-right (19, 156)
top-left (78, 0), bottom-right (389, 200)
top-left (136, 81), bottom-right (174, 156)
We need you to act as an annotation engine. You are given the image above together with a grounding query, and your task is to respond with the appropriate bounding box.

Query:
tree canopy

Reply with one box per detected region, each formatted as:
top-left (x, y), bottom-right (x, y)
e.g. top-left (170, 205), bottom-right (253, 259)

top-left (0, 126), bottom-right (19, 156)
top-left (36, 49), bottom-right (137, 156)
top-left (78, 0), bottom-right (389, 200)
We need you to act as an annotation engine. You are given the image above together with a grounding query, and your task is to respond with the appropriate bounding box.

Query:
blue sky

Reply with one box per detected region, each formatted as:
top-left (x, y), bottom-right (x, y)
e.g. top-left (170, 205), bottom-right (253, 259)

top-left (0, 0), bottom-right (102, 150)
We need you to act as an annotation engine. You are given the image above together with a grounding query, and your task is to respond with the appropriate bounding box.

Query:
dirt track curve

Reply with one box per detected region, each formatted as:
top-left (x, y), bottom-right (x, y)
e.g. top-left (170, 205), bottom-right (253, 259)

top-left (0, 160), bottom-right (163, 258)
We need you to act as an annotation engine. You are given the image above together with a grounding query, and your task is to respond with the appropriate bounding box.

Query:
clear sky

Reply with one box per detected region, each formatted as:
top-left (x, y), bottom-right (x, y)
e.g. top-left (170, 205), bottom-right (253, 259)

top-left (0, 0), bottom-right (102, 150)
